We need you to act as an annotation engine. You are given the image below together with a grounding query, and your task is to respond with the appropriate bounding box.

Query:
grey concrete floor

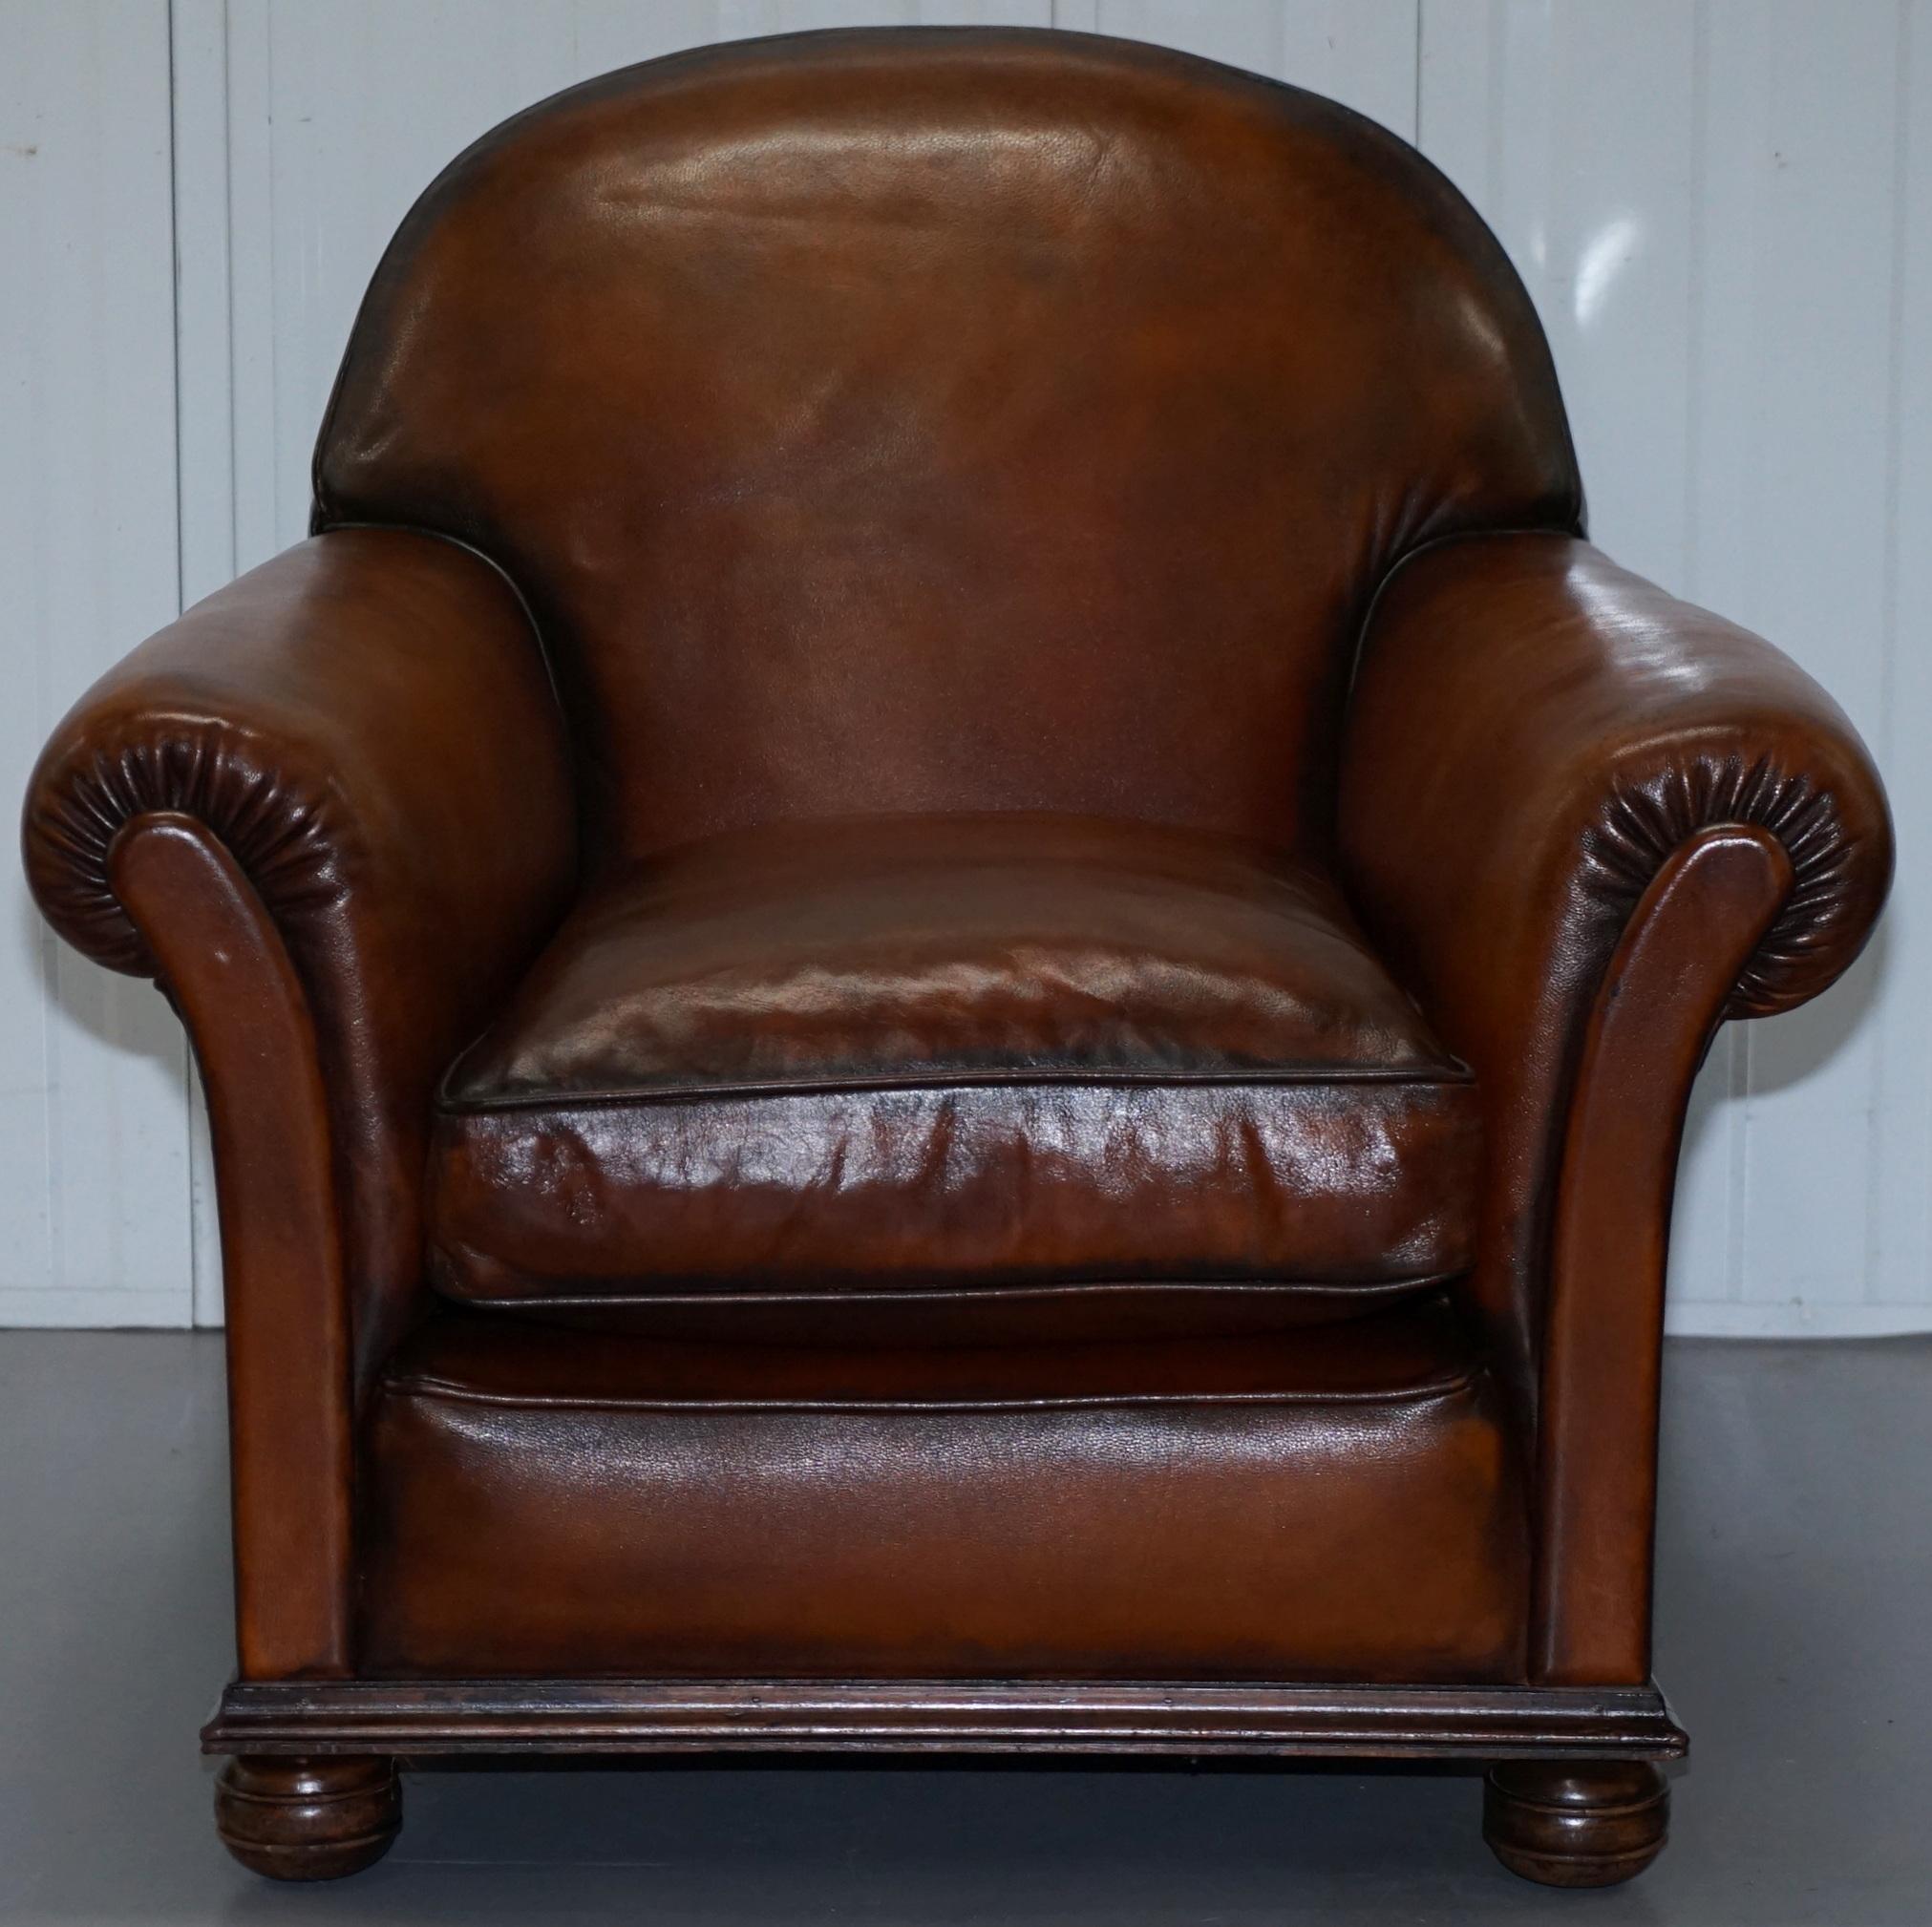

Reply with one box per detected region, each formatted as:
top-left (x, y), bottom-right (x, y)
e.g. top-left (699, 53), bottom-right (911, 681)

top-left (0, 1331), bottom-right (1925, 1925)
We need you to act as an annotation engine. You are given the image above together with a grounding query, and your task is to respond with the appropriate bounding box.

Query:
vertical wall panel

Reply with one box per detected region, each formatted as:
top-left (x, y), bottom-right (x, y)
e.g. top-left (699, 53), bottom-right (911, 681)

top-left (0, 1), bottom-right (193, 1325)
top-left (1720, 5), bottom-right (1897, 1323)
top-left (1082, 1), bottom-right (1417, 132)
top-left (1873, 0), bottom-right (1932, 1312)
top-left (169, 0), bottom-right (235, 1327)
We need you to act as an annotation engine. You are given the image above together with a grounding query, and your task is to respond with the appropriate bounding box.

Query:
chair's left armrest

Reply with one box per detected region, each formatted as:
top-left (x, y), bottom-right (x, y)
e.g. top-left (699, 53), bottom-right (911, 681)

top-left (1336, 531), bottom-right (1890, 1683)
top-left (26, 528), bottom-right (577, 1364)
top-left (22, 529), bottom-right (575, 1677)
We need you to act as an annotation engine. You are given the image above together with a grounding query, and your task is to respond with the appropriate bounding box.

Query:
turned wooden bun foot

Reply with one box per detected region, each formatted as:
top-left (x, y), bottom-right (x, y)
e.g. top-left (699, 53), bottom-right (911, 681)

top-left (215, 1755), bottom-right (401, 1880)
top-left (1482, 1760), bottom-right (1668, 1888)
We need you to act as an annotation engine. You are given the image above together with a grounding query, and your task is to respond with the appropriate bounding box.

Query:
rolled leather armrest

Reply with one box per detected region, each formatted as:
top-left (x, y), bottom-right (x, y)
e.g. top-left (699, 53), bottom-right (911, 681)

top-left (1337, 532), bottom-right (1890, 1366)
top-left (23, 529), bottom-right (577, 1383)
top-left (1337, 530), bottom-right (1891, 1682)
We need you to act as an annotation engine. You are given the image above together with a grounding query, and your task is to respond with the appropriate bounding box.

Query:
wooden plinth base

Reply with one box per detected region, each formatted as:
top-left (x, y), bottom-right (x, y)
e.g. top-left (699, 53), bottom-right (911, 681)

top-left (203, 1676), bottom-right (1682, 1885)
top-left (203, 1674), bottom-right (1687, 1761)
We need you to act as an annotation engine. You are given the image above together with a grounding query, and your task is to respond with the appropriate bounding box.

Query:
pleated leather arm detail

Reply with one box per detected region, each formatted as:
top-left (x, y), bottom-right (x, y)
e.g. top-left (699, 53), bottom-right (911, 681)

top-left (29, 714), bottom-right (347, 982)
top-left (1587, 753), bottom-right (1868, 1022)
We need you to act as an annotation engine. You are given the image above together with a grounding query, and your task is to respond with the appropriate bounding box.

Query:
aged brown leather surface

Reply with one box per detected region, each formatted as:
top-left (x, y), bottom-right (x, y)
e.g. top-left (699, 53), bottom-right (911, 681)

top-left (360, 1293), bottom-right (1528, 1682)
top-left (429, 813), bottom-right (1479, 1323)
top-left (16, 28), bottom-right (1894, 1715)
top-left (1339, 533), bottom-right (1892, 1419)
top-left (23, 531), bottom-right (576, 1386)
top-left (315, 29), bottom-right (1580, 869)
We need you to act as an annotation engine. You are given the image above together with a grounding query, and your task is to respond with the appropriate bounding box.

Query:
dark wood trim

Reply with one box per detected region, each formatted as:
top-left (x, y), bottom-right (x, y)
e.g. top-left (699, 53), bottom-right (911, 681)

top-left (203, 1676), bottom-right (1687, 1760)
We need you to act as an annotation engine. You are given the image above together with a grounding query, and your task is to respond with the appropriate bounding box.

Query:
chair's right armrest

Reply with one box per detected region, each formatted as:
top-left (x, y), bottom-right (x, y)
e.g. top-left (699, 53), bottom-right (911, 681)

top-left (21, 528), bottom-right (575, 1677)
top-left (1336, 530), bottom-right (1890, 1683)
top-left (1337, 532), bottom-right (1889, 1365)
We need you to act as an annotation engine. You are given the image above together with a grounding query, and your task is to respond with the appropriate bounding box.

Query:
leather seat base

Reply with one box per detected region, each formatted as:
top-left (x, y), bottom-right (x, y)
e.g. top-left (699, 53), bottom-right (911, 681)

top-left (358, 1294), bottom-right (1528, 1682)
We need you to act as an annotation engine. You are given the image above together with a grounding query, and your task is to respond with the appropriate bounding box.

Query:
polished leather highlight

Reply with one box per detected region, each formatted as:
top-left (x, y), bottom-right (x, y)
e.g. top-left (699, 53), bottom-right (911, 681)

top-left (429, 814), bottom-right (1478, 1318)
top-left (361, 1294), bottom-right (1528, 1682)
top-left (316, 30), bottom-right (1579, 867)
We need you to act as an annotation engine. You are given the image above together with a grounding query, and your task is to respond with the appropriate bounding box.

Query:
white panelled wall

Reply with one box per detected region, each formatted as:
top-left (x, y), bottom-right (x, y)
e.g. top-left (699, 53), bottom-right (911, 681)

top-left (3, 0), bottom-right (1925, 1332)
top-left (1, 2), bottom-right (193, 1325)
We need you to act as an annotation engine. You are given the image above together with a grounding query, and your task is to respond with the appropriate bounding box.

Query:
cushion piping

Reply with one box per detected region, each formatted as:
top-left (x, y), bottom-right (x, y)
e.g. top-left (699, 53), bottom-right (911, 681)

top-left (427, 1272), bottom-right (1460, 1310)
top-left (376, 1373), bottom-right (1480, 1417)
top-left (439, 1058), bottom-right (1476, 1113)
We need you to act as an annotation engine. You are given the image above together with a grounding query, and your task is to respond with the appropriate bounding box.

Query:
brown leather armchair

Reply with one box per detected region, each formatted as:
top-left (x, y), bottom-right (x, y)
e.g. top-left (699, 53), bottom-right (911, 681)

top-left (22, 28), bottom-right (1891, 1891)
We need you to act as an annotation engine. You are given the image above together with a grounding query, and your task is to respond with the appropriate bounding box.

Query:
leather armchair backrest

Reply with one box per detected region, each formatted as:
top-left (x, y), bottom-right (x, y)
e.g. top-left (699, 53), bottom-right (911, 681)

top-left (314, 28), bottom-right (1581, 867)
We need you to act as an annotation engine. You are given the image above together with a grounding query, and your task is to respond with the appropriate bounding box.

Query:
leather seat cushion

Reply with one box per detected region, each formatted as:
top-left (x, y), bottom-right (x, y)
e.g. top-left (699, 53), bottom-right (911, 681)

top-left (359, 1292), bottom-right (1527, 1681)
top-left (427, 815), bottom-right (1479, 1331)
